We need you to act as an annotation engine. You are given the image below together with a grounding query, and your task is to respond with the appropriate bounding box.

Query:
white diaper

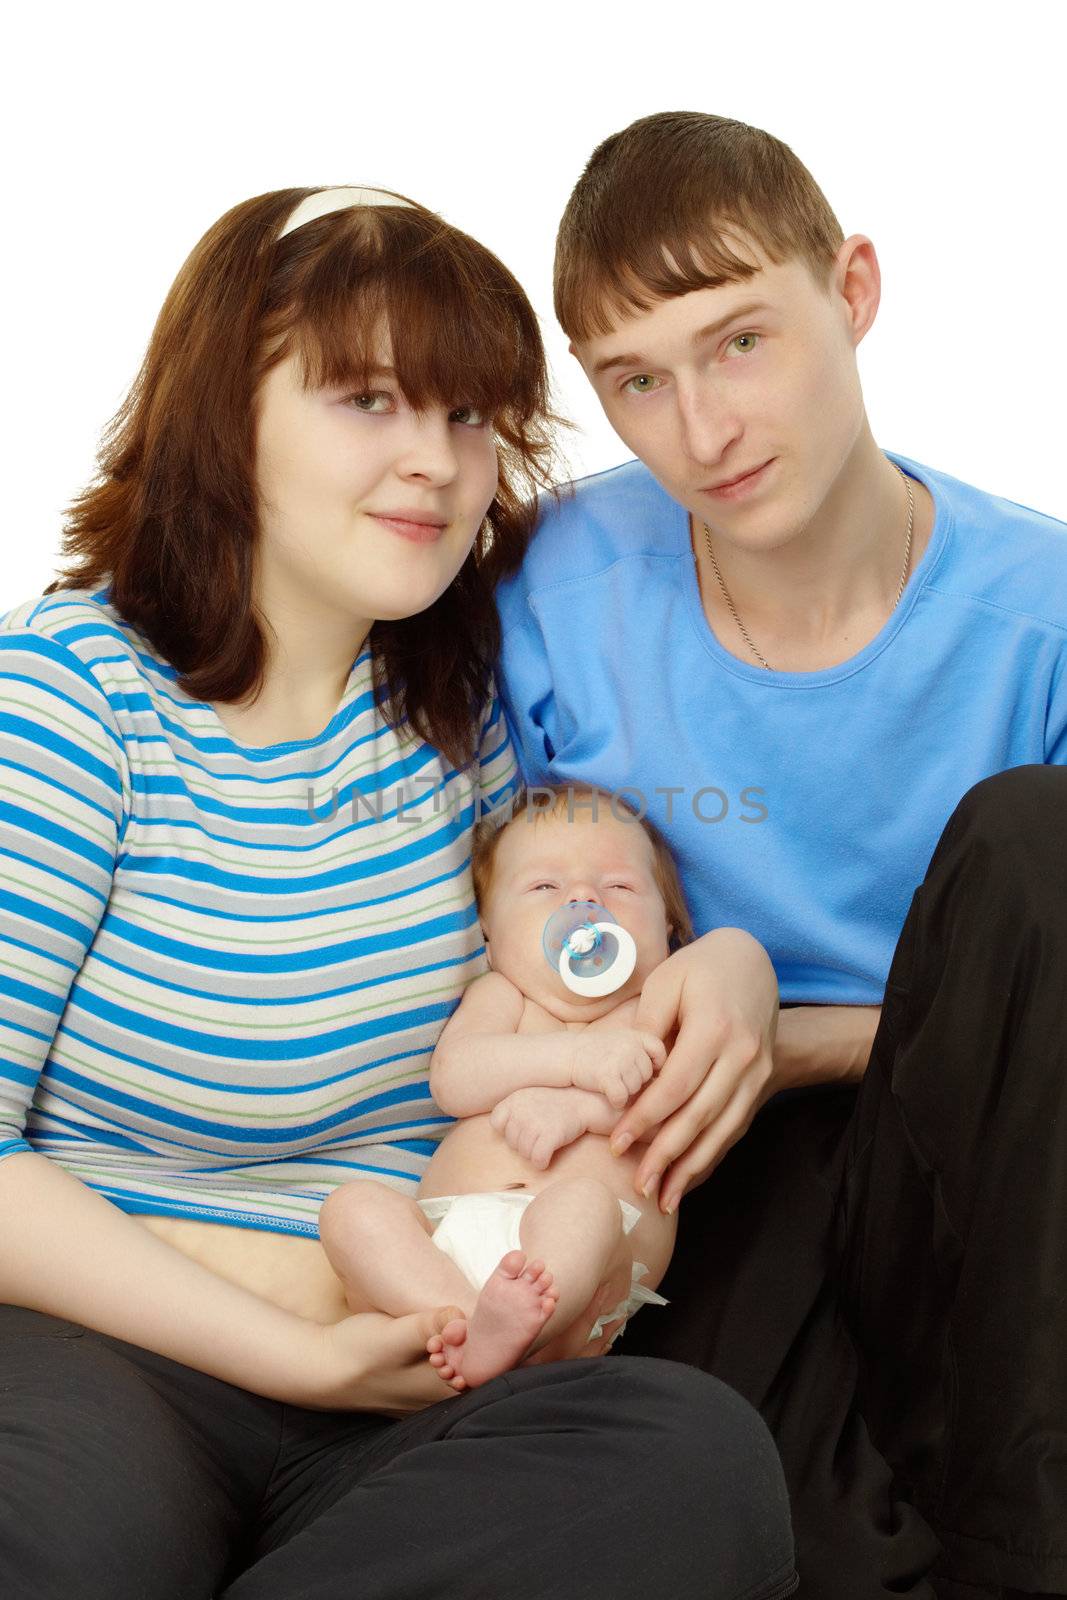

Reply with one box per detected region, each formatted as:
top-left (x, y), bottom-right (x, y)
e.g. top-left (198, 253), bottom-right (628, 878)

top-left (416, 1189), bottom-right (668, 1347)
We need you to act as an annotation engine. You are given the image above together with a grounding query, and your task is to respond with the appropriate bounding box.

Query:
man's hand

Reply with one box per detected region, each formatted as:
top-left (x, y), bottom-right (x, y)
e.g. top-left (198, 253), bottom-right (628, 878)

top-left (568, 1029), bottom-right (666, 1108)
top-left (608, 928), bottom-right (781, 1212)
top-left (489, 1085), bottom-right (615, 1169)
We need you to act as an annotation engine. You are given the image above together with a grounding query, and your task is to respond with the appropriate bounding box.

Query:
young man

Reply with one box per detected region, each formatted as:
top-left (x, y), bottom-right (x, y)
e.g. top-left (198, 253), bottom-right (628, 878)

top-left (493, 113), bottom-right (1067, 1600)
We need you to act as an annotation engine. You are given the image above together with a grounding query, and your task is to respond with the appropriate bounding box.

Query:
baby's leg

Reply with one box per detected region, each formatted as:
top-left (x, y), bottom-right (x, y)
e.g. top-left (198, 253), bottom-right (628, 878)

top-left (518, 1177), bottom-right (624, 1351)
top-left (430, 1178), bottom-right (622, 1389)
top-left (318, 1179), bottom-right (476, 1318)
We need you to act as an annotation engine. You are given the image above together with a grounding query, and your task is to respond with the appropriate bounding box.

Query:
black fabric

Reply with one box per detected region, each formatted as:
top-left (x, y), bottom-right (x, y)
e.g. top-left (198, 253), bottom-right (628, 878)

top-left (624, 765), bottom-right (1067, 1598)
top-left (0, 1313), bottom-right (797, 1600)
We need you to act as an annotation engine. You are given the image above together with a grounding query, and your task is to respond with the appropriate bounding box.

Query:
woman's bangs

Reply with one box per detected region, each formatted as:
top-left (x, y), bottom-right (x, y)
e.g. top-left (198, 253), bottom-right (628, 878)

top-left (295, 222), bottom-right (539, 423)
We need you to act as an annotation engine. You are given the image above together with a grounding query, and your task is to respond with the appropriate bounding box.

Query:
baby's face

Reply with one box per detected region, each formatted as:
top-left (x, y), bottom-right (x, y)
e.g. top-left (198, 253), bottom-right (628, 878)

top-left (480, 806), bottom-right (673, 1018)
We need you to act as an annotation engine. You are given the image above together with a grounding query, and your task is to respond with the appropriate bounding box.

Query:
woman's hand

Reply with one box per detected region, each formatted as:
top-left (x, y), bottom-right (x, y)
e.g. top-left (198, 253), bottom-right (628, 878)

top-left (607, 928), bottom-right (781, 1213)
top-left (308, 1305), bottom-right (468, 1417)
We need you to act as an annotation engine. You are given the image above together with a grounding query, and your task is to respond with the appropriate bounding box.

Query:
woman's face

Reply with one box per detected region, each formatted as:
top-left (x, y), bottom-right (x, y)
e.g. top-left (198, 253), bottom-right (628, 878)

top-left (251, 336), bottom-right (499, 636)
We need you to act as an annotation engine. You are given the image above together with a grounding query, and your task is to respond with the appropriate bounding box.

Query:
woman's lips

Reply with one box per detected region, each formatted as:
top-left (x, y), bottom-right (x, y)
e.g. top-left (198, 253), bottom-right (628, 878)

top-left (368, 513), bottom-right (448, 543)
top-left (704, 459), bottom-right (775, 501)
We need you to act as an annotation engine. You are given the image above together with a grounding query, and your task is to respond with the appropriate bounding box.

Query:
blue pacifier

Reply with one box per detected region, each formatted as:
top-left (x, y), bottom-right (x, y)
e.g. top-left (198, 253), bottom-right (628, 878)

top-left (541, 900), bottom-right (638, 998)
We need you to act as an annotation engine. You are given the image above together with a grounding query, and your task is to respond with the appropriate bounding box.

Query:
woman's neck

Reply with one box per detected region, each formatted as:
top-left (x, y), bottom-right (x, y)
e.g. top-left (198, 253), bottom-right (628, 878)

top-left (214, 583), bottom-right (372, 749)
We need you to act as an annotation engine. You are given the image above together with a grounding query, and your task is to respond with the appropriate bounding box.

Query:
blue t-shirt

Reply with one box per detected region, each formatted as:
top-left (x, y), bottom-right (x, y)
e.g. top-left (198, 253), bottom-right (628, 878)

top-left (494, 452), bottom-right (1067, 1005)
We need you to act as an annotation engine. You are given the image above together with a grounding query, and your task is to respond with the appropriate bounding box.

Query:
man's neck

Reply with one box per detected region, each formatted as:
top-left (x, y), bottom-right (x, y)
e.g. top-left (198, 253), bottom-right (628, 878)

top-left (691, 433), bottom-right (935, 672)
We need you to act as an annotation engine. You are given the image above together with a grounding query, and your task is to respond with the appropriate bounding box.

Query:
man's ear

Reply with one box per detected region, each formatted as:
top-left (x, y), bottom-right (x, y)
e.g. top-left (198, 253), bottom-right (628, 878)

top-left (831, 233), bottom-right (881, 348)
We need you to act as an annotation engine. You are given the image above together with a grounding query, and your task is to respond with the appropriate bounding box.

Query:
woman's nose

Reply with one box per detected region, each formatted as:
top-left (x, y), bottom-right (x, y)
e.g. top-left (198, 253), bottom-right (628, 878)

top-left (396, 411), bottom-right (460, 486)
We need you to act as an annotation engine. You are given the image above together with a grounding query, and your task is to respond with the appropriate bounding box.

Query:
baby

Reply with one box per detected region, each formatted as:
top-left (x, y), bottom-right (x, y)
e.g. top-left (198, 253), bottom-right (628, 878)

top-left (318, 784), bottom-right (694, 1389)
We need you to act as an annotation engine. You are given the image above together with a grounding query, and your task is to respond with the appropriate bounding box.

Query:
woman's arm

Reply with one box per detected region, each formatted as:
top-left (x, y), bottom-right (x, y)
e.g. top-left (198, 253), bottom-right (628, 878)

top-left (0, 1150), bottom-right (458, 1414)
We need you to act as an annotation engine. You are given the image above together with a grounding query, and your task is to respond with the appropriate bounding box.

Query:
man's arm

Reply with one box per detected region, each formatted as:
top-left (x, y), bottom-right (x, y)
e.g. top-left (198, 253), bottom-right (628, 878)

top-left (774, 1004), bottom-right (881, 1089)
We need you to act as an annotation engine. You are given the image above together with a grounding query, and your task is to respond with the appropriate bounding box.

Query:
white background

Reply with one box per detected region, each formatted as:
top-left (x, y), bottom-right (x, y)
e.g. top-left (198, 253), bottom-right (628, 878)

top-left (3, 0), bottom-right (1063, 609)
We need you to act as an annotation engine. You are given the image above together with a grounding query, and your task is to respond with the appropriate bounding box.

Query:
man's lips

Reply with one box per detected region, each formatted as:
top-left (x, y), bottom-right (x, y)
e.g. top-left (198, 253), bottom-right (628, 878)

top-left (703, 459), bottom-right (775, 498)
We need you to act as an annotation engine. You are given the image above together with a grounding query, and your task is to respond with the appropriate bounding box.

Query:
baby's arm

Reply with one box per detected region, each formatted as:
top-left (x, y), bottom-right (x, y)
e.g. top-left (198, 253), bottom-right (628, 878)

top-left (489, 1085), bottom-right (620, 1169)
top-left (429, 972), bottom-right (579, 1116)
top-left (430, 973), bottom-right (665, 1117)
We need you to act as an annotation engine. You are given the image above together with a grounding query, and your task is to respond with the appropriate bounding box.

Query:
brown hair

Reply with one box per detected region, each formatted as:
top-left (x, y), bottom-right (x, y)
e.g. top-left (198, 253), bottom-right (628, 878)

top-left (554, 111), bottom-right (846, 342)
top-left (45, 187), bottom-right (563, 769)
top-left (471, 784), bottom-right (694, 950)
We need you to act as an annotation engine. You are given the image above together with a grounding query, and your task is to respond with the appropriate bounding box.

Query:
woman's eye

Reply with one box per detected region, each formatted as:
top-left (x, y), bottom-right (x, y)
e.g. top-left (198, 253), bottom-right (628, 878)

top-left (727, 332), bottom-right (760, 356)
top-left (622, 374), bottom-right (661, 396)
top-left (347, 391), bottom-right (394, 414)
top-left (450, 404), bottom-right (488, 427)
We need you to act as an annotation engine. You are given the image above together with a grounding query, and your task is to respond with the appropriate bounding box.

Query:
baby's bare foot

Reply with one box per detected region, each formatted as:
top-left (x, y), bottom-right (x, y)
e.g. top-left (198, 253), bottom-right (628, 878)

top-left (426, 1250), bottom-right (558, 1390)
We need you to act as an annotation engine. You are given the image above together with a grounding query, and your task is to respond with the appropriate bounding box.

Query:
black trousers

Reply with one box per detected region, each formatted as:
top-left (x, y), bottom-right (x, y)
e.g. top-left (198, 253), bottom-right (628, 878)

top-left (624, 765), bottom-right (1067, 1598)
top-left (0, 1310), bottom-right (798, 1600)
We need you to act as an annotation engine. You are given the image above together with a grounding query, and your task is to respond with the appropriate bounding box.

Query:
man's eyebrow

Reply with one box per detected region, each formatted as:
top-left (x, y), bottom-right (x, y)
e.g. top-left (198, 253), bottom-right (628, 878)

top-left (591, 300), bottom-right (773, 375)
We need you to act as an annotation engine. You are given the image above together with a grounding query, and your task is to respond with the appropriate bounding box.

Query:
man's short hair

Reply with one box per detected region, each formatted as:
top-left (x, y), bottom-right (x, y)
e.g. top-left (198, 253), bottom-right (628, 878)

top-left (554, 111), bottom-right (845, 342)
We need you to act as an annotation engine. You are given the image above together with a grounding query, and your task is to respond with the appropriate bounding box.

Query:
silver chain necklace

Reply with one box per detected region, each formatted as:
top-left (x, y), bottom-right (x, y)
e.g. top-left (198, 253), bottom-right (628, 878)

top-left (702, 465), bottom-right (915, 672)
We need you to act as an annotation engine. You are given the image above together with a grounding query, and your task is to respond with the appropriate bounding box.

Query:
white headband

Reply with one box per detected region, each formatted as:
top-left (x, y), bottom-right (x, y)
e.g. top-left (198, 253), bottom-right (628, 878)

top-left (277, 186), bottom-right (415, 239)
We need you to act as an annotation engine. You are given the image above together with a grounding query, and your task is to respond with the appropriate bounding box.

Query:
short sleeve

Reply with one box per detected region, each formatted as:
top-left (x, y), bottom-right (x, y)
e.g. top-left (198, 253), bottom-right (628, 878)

top-left (1045, 645), bottom-right (1067, 765)
top-left (475, 678), bottom-right (520, 818)
top-left (0, 630), bottom-right (128, 1163)
top-left (493, 595), bottom-right (560, 790)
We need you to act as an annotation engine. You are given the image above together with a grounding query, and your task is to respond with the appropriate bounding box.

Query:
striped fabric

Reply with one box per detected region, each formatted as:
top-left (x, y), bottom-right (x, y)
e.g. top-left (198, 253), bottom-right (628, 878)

top-left (0, 588), bottom-right (518, 1237)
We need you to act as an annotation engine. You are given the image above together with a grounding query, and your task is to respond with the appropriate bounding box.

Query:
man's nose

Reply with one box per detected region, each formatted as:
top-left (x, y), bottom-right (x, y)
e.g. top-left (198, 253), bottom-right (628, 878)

top-left (677, 381), bottom-right (743, 467)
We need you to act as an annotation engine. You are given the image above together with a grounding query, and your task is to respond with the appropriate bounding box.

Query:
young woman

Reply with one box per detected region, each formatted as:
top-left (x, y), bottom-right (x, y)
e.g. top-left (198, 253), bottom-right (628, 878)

top-left (0, 185), bottom-right (799, 1600)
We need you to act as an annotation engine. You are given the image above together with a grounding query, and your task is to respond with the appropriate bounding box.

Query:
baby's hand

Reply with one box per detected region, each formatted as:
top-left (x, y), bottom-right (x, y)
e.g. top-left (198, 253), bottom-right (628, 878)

top-left (490, 1086), bottom-right (595, 1169)
top-left (569, 1030), bottom-right (666, 1108)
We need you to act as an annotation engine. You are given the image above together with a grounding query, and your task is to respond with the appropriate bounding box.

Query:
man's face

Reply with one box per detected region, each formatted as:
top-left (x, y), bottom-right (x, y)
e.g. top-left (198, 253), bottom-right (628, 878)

top-left (570, 240), bottom-right (870, 552)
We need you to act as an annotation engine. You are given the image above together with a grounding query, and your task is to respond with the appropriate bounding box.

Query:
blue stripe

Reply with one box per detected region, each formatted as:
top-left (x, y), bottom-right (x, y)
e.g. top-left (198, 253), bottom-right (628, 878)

top-left (1, 591), bottom-right (510, 1231)
top-left (86, 942), bottom-right (479, 1007)
top-left (63, 984), bottom-right (459, 1060)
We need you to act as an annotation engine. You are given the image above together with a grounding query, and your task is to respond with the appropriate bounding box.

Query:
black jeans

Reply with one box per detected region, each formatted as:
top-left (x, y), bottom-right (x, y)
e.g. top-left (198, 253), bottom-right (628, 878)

top-left (625, 765), bottom-right (1067, 1598)
top-left (0, 1310), bottom-right (797, 1600)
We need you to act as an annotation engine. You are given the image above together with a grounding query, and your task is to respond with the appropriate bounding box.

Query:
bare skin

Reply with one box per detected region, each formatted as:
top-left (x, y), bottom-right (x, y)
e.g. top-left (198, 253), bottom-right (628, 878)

top-left (317, 809), bottom-right (680, 1387)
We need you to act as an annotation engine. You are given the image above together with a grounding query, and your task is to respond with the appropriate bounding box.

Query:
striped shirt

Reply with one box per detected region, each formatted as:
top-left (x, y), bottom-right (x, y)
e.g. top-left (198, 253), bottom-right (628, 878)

top-left (0, 587), bottom-right (518, 1237)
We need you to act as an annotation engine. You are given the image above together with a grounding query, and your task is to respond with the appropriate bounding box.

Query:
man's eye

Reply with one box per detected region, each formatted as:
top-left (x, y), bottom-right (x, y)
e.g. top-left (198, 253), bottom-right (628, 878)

top-left (727, 333), bottom-right (760, 356)
top-left (347, 391), bottom-right (394, 413)
top-left (622, 374), bottom-right (661, 395)
top-left (450, 404), bottom-right (488, 427)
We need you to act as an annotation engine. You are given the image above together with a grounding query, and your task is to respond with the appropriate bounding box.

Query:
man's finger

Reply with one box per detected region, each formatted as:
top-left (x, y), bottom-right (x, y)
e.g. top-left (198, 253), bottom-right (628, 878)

top-left (610, 1018), bottom-right (727, 1155)
top-left (658, 1081), bottom-right (764, 1211)
top-left (631, 1044), bottom-right (754, 1193)
top-left (641, 1033), bottom-right (668, 1067)
top-left (633, 968), bottom-right (680, 1042)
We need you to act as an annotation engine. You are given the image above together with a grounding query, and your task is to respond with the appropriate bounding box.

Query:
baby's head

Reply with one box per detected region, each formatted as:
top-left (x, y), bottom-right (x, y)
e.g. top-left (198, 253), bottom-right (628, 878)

top-left (471, 785), bottom-right (693, 1016)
